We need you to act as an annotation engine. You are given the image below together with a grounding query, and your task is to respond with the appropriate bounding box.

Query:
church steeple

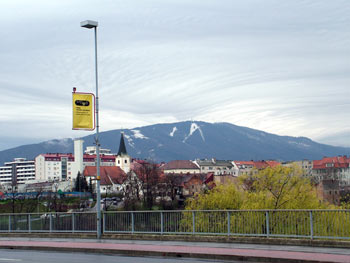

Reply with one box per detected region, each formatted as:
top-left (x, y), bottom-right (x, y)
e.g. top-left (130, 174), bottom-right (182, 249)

top-left (116, 132), bottom-right (131, 173)
top-left (117, 132), bottom-right (127, 156)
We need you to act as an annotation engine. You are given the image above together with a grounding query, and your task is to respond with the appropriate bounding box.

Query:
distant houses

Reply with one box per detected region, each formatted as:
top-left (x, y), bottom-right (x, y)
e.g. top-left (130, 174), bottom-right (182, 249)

top-left (1, 133), bottom-right (350, 206)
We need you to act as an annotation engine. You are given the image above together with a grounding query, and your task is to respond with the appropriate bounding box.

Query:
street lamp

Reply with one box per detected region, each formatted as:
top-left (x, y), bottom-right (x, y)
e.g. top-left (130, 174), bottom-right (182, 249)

top-left (80, 20), bottom-right (102, 239)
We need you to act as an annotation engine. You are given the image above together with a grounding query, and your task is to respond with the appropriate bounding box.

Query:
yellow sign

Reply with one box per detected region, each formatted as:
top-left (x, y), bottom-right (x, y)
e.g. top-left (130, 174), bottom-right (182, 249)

top-left (72, 92), bottom-right (95, 130)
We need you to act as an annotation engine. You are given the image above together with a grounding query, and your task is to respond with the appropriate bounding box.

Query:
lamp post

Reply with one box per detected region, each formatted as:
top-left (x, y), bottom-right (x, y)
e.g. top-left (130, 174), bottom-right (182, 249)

top-left (80, 20), bottom-right (101, 239)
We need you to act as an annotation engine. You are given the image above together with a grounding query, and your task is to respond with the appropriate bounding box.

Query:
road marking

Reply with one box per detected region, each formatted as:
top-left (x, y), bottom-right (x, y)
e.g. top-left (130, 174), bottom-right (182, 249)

top-left (0, 259), bottom-right (22, 262)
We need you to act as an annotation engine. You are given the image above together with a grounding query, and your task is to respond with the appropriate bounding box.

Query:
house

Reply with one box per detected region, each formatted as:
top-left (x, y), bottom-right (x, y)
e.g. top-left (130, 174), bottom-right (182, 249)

top-left (178, 173), bottom-right (210, 197)
top-left (316, 179), bottom-right (341, 205)
top-left (282, 160), bottom-right (313, 177)
top-left (194, 159), bottom-right (238, 176)
top-left (161, 160), bottom-right (200, 174)
top-left (234, 161), bottom-right (255, 176)
top-left (312, 156), bottom-right (350, 187)
top-left (83, 166), bottom-right (127, 194)
top-left (234, 160), bottom-right (281, 176)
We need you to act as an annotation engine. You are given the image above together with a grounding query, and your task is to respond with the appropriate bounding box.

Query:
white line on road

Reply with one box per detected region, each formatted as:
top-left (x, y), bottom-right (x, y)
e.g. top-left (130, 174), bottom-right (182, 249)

top-left (0, 259), bottom-right (22, 262)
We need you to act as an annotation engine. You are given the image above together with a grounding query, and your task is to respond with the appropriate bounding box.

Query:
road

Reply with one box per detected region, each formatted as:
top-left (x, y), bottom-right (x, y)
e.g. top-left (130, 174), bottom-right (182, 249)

top-left (0, 249), bottom-right (255, 263)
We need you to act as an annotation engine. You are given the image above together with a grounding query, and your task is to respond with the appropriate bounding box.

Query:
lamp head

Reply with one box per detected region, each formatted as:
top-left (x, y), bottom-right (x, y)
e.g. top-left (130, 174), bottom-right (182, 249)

top-left (80, 20), bottom-right (98, 29)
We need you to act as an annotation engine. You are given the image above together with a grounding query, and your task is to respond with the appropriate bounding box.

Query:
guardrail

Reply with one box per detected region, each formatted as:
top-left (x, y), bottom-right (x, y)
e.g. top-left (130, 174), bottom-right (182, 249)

top-left (0, 212), bottom-right (97, 233)
top-left (1, 210), bottom-right (349, 240)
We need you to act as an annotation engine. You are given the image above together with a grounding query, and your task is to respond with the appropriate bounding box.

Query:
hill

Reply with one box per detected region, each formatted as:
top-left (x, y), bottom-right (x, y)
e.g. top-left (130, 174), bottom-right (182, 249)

top-left (0, 121), bottom-right (349, 164)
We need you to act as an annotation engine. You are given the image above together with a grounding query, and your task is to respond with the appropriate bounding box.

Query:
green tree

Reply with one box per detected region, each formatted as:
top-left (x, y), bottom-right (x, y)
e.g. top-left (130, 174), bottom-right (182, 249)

top-left (182, 165), bottom-right (338, 236)
top-left (186, 165), bottom-right (330, 210)
top-left (185, 183), bottom-right (244, 210)
top-left (240, 165), bottom-right (328, 210)
top-left (74, 172), bottom-right (88, 192)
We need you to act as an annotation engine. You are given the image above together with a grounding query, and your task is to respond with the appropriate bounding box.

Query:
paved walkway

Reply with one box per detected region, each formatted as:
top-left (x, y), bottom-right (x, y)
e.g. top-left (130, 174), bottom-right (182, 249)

top-left (0, 237), bottom-right (349, 262)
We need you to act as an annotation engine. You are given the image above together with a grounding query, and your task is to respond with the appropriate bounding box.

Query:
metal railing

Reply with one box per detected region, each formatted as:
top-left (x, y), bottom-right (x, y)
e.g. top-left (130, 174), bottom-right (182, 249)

top-left (0, 212), bottom-right (97, 233)
top-left (103, 209), bottom-right (350, 240)
top-left (1, 210), bottom-right (350, 240)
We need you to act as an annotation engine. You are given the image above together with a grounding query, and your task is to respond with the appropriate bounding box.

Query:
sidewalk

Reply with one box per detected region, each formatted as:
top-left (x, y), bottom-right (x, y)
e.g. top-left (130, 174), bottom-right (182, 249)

top-left (0, 237), bottom-right (349, 263)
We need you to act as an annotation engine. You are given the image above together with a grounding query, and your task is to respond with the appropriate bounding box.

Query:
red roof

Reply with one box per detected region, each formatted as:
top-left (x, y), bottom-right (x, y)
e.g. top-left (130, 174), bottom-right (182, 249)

top-left (265, 161), bottom-right (280, 167)
top-left (235, 161), bottom-right (255, 166)
top-left (204, 172), bottom-right (214, 184)
top-left (313, 156), bottom-right (350, 169)
top-left (162, 160), bottom-right (199, 170)
top-left (253, 161), bottom-right (269, 169)
top-left (83, 166), bottom-right (127, 186)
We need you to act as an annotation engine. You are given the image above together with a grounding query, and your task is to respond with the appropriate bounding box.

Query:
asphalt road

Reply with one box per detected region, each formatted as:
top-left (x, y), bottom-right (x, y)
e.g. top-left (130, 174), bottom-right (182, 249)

top-left (0, 249), bottom-right (255, 263)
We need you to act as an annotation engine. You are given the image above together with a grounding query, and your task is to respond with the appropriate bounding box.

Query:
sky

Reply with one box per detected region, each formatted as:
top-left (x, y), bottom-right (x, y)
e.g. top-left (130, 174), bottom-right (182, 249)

top-left (1, 0), bottom-right (350, 151)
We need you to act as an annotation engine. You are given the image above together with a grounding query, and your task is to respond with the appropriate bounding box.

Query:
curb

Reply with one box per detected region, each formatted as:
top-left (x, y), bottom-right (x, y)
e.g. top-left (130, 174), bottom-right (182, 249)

top-left (0, 243), bottom-right (342, 263)
top-left (1, 232), bottom-right (350, 248)
top-left (102, 234), bottom-right (350, 248)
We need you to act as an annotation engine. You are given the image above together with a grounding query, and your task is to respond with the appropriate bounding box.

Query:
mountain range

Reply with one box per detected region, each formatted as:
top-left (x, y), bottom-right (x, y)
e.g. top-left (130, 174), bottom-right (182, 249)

top-left (1, 121), bottom-right (349, 165)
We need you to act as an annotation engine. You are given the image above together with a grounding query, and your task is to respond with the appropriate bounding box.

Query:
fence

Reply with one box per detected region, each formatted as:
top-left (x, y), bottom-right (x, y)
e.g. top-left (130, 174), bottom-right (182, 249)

top-left (0, 212), bottom-right (97, 233)
top-left (1, 210), bottom-right (350, 240)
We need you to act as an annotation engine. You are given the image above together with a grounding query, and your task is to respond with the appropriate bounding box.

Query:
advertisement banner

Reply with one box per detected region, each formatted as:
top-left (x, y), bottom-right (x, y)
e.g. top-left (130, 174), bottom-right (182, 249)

top-left (72, 92), bottom-right (95, 130)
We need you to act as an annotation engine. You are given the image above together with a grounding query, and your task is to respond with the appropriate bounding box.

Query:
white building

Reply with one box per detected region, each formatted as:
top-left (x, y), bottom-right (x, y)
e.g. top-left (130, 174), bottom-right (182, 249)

top-left (85, 146), bottom-right (112, 155)
top-left (35, 139), bottom-right (116, 182)
top-left (194, 159), bottom-right (238, 176)
top-left (0, 158), bottom-right (35, 185)
top-left (35, 153), bottom-right (74, 182)
top-left (115, 133), bottom-right (131, 173)
top-left (162, 160), bottom-right (200, 174)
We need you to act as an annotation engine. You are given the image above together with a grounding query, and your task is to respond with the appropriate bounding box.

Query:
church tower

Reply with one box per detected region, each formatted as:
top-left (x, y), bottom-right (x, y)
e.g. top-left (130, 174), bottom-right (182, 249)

top-left (116, 132), bottom-right (131, 173)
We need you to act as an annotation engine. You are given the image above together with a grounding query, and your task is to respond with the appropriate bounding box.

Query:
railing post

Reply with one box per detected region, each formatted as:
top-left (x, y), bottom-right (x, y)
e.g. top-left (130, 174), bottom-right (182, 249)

top-left (310, 211), bottom-right (313, 240)
top-left (8, 215), bottom-right (11, 233)
top-left (131, 212), bottom-right (135, 234)
top-left (160, 211), bottom-right (164, 234)
top-left (28, 214), bottom-right (31, 233)
top-left (72, 213), bottom-right (75, 233)
top-left (49, 214), bottom-right (52, 233)
top-left (266, 211), bottom-right (270, 238)
top-left (192, 211), bottom-right (196, 234)
top-left (227, 211), bottom-right (231, 236)
top-left (103, 212), bottom-right (106, 233)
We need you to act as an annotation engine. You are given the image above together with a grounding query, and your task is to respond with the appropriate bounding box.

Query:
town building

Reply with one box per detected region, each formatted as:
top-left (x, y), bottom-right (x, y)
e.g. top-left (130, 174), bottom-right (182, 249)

top-left (85, 146), bottom-right (112, 155)
top-left (115, 133), bottom-right (131, 173)
top-left (234, 160), bottom-right (281, 176)
top-left (282, 160), bottom-right (313, 177)
top-left (0, 158), bottom-right (35, 185)
top-left (316, 179), bottom-right (341, 205)
top-left (312, 156), bottom-right (350, 205)
top-left (83, 166), bottom-right (127, 194)
top-left (161, 160), bottom-right (200, 174)
top-left (194, 159), bottom-right (238, 176)
top-left (234, 161), bottom-right (255, 176)
top-left (35, 139), bottom-right (115, 182)
top-left (312, 156), bottom-right (350, 186)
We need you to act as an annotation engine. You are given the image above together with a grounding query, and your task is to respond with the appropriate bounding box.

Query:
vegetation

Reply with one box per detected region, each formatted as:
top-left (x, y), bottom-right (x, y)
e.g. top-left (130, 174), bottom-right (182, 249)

top-left (74, 172), bottom-right (89, 193)
top-left (185, 165), bottom-right (332, 210)
top-left (181, 165), bottom-right (346, 236)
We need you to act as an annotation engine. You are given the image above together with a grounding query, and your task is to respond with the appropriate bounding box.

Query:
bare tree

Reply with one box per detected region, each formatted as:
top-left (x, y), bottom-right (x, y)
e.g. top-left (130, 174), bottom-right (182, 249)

top-left (123, 171), bottom-right (143, 210)
top-left (125, 162), bottom-right (161, 210)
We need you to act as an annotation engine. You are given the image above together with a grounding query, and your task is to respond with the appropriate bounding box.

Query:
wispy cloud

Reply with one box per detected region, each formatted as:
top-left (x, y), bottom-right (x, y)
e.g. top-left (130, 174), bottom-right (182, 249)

top-left (1, 0), bottom-right (350, 150)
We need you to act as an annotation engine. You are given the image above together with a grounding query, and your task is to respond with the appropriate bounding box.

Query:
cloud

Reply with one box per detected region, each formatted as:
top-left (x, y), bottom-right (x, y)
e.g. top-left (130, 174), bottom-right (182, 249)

top-left (1, 0), bottom-right (350, 151)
